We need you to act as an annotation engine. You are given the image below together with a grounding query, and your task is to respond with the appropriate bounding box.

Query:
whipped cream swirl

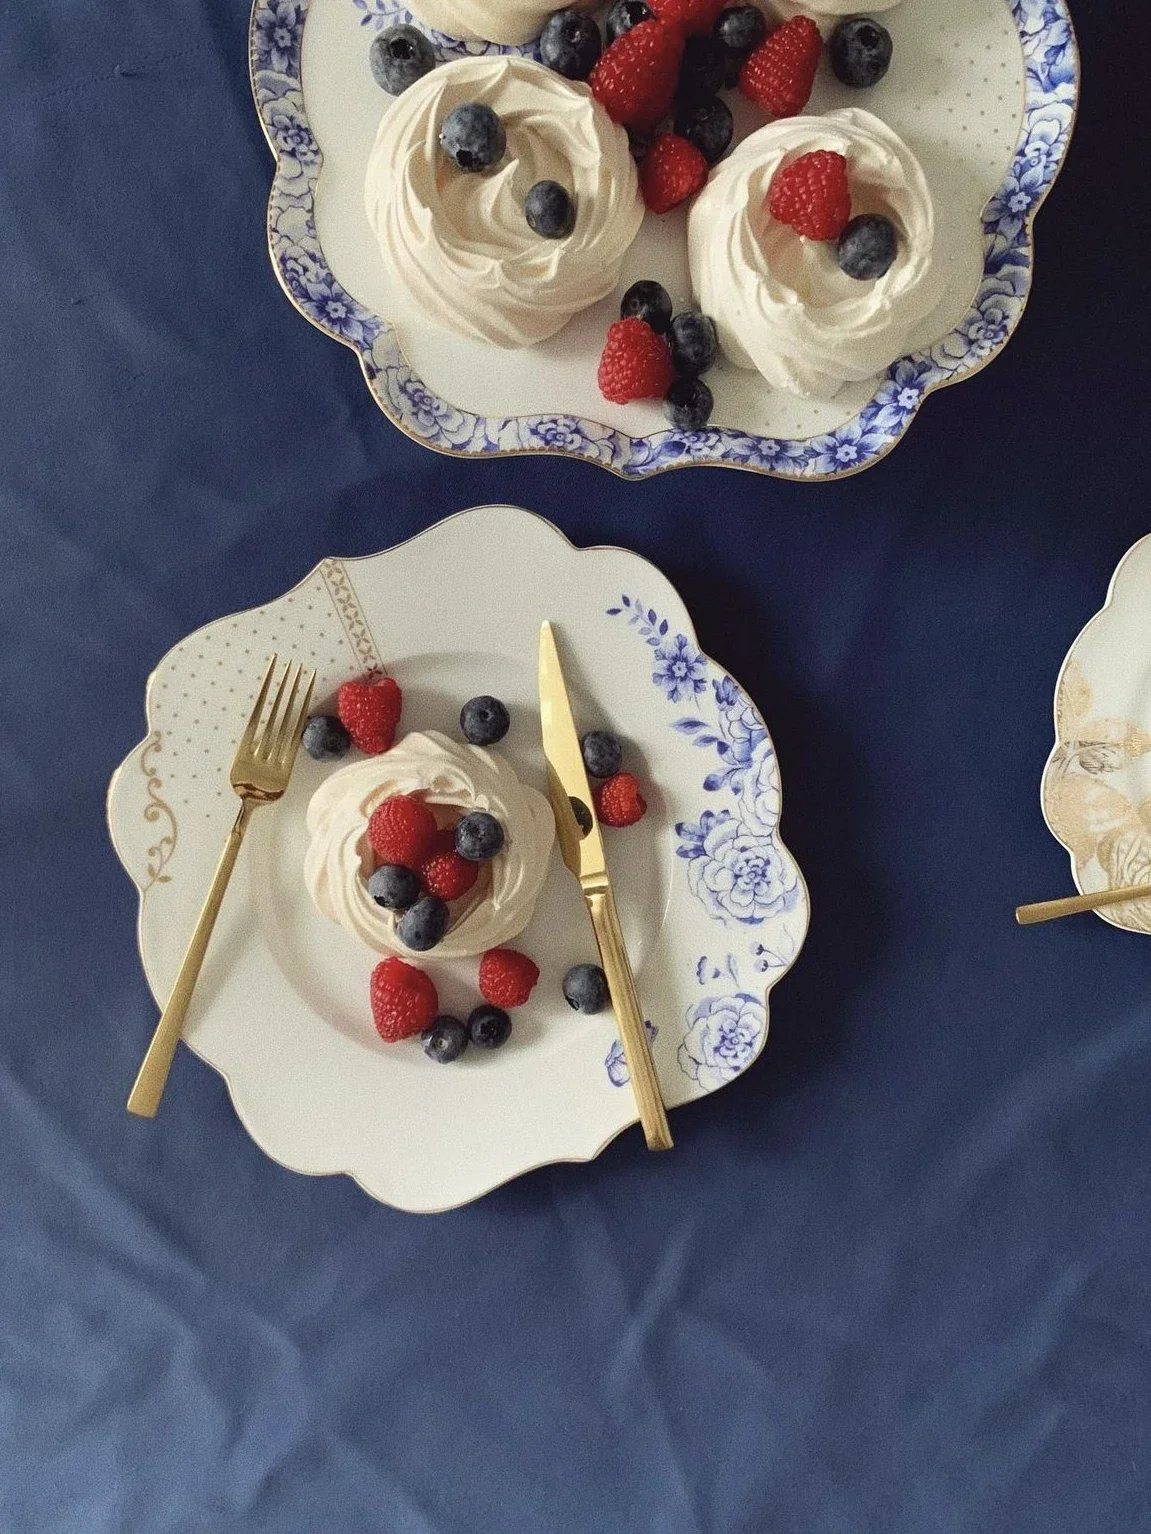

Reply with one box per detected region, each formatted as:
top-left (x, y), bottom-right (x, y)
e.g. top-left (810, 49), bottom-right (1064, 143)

top-left (768, 0), bottom-right (903, 31)
top-left (364, 56), bottom-right (643, 350)
top-left (688, 109), bottom-right (943, 400)
top-left (408, 0), bottom-right (598, 46)
top-left (304, 731), bottom-right (555, 960)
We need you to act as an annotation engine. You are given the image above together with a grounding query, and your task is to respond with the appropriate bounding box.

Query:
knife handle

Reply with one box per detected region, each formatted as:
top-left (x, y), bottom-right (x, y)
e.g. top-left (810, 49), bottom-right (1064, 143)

top-left (586, 883), bottom-right (672, 1152)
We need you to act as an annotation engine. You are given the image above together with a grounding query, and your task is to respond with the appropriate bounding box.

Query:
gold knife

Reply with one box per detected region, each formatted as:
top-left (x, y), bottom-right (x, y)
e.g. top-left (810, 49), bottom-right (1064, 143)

top-left (539, 621), bottom-right (672, 1152)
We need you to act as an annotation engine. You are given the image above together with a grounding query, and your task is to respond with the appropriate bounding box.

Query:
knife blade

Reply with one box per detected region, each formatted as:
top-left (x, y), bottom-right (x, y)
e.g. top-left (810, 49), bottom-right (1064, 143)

top-left (539, 621), bottom-right (672, 1152)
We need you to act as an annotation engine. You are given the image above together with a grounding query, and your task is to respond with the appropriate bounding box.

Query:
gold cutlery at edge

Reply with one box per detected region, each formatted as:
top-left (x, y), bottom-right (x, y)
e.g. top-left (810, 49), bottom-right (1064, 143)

top-left (126, 654), bottom-right (315, 1117)
top-left (1015, 882), bottom-right (1151, 926)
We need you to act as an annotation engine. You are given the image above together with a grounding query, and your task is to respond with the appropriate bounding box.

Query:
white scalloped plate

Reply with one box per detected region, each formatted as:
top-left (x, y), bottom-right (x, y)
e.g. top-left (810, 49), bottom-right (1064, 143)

top-left (108, 507), bottom-right (809, 1210)
top-left (250, 0), bottom-right (1077, 479)
top-left (1040, 534), bottom-right (1151, 934)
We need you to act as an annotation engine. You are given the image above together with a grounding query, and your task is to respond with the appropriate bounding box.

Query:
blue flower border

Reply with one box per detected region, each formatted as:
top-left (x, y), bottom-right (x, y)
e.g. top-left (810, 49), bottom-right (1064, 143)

top-left (250, 0), bottom-right (1077, 481)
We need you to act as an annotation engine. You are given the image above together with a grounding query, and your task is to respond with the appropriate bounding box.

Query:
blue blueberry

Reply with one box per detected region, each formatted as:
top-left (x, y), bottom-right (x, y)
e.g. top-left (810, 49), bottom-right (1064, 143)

top-left (676, 35), bottom-right (727, 106)
top-left (369, 25), bottom-right (436, 95)
top-left (620, 280), bottom-right (672, 334)
top-left (581, 730), bottom-right (623, 778)
top-left (669, 311), bottom-right (718, 376)
top-left (605, 0), bottom-right (652, 43)
top-left (627, 127), bottom-right (652, 163)
top-left (397, 895), bottom-right (449, 951)
top-left (714, 6), bottom-right (767, 56)
top-left (440, 102), bottom-right (506, 172)
top-left (836, 214), bottom-right (898, 280)
top-left (422, 1014), bottom-right (469, 1063)
top-left (525, 180), bottom-right (576, 239)
top-left (563, 963), bottom-right (610, 1014)
top-left (539, 10), bottom-right (602, 80)
top-left (828, 18), bottom-right (893, 88)
top-left (467, 1004), bottom-right (512, 1049)
top-left (455, 811), bottom-right (505, 861)
top-left (674, 95), bottom-right (733, 166)
top-left (301, 714), bottom-right (350, 761)
top-left (368, 864), bottom-right (422, 911)
top-left (460, 695), bottom-right (510, 745)
top-left (664, 376), bottom-right (714, 431)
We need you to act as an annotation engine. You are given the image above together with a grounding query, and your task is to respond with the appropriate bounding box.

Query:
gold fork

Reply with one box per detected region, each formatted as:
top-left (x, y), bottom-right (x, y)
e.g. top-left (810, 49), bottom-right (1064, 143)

top-left (127, 655), bottom-right (316, 1118)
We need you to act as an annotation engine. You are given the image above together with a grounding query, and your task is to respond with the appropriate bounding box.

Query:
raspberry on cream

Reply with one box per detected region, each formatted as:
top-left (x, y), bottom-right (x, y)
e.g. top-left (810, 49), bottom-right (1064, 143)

top-left (364, 55), bottom-right (643, 349)
top-left (304, 731), bottom-right (555, 960)
top-left (687, 109), bottom-right (945, 400)
top-left (408, 0), bottom-right (597, 47)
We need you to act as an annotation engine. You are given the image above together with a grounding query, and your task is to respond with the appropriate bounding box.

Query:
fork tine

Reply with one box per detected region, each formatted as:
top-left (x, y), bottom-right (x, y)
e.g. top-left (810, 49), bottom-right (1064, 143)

top-left (239, 654), bottom-right (279, 755)
top-left (269, 663), bottom-right (305, 763)
top-left (257, 662), bottom-right (298, 761)
top-left (280, 671), bottom-right (317, 770)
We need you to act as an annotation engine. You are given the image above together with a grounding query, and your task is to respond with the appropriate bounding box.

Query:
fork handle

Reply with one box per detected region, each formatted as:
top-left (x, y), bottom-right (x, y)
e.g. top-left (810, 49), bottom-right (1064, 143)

top-left (127, 800), bottom-right (253, 1117)
top-left (585, 883), bottom-right (672, 1152)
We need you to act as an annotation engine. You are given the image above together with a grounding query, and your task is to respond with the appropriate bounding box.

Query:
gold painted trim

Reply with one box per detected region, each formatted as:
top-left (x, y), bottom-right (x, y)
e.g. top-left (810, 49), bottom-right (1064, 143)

top-left (141, 732), bottom-right (179, 890)
top-left (319, 557), bottom-right (385, 677)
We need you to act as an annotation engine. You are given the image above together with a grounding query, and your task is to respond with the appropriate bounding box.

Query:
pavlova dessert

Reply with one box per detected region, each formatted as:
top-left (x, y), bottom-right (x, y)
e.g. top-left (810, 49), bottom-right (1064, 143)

top-left (408, 0), bottom-right (599, 46)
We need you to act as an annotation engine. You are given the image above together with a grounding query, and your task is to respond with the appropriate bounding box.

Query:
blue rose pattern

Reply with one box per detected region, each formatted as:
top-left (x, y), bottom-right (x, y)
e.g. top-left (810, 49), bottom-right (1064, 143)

top-left (252, 0), bottom-right (1075, 478)
top-left (604, 601), bottom-right (806, 1088)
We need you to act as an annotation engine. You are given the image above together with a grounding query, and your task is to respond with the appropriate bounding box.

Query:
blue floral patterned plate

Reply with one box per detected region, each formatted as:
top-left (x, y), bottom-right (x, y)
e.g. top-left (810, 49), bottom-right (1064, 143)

top-left (250, 0), bottom-right (1076, 480)
top-left (108, 506), bottom-right (809, 1209)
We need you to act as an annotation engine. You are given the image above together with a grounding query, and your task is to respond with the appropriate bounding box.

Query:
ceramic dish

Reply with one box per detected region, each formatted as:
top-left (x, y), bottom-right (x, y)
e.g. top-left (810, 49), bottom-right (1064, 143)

top-left (1041, 534), bottom-right (1151, 935)
top-left (108, 506), bottom-right (809, 1210)
top-left (249, 0), bottom-right (1077, 479)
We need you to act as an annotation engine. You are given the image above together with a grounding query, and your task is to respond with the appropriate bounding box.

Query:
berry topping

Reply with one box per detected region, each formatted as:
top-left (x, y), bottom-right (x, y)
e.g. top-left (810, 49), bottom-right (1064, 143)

top-left (479, 947), bottom-right (541, 1008)
top-left (540, 9), bottom-right (602, 80)
top-left (739, 15), bottom-right (822, 119)
top-left (589, 19), bottom-right (683, 133)
top-left (422, 1015), bottom-right (469, 1063)
top-left (828, 18), bottom-right (893, 89)
top-left (597, 318), bottom-right (676, 404)
top-left (525, 179), bottom-right (577, 239)
top-left (714, 5), bottom-right (767, 58)
top-left (396, 894), bottom-right (450, 952)
top-left (673, 94), bottom-right (732, 165)
top-left (337, 675), bottom-right (402, 754)
top-left (369, 25), bottom-right (436, 95)
top-left (837, 213), bottom-right (898, 279)
top-left (368, 863), bottom-right (422, 910)
top-left (581, 729), bottom-right (624, 778)
top-left (301, 715), bottom-right (350, 762)
top-left (563, 963), bottom-right (610, 1014)
top-left (368, 793), bottom-right (439, 867)
top-left (649, 0), bottom-right (727, 37)
top-left (595, 771), bottom-right (648, 827)
top-left (620, 279), bottom-right (673, 334)
top-left (370, 957), bottom-right (439, 1043)
top-left (664, 375), bottom-right (714, 430)
top-left (768, 150), bottom-right (851, 241)
top-left (605, 0), bottom-right (653, 44)
top-left (639, 132), bottom-right (708, 214)
top-left (460, 694), bottom-right (510, 745)
top-left (467, 1004), bottom-right (512, 1049)
top-left (440, 102), bottom-right (506, 172)
top-left (420, 844), bottom-right (479, 901)
top-left (454, 811), bottom-right (505, 862)
top-left (669, 310), bottom-right (718, 374)
top-left (675, 34), bottom-right (726, 104)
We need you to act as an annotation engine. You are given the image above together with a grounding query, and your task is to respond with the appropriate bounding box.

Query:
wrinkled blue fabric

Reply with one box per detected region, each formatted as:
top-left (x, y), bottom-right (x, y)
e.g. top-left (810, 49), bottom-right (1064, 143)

top-left (1, 3), bottom-right (1149, 1532)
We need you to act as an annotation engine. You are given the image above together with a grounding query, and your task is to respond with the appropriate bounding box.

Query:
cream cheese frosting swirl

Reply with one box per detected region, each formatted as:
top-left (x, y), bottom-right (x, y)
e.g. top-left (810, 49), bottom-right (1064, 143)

top-left (364, 55), bottom-right (643, 349)
top-left (408, 0), bottom-right (598, 45)
top-left (687, 109), bottom-right (943, 400)
top-left (304, 730), bottom-right (555, 959)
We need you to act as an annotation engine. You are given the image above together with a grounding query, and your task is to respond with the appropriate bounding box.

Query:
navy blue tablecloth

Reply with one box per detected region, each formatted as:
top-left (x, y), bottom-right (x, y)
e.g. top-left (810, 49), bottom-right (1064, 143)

top-left (3, 4), bottom-right (1149, 1531)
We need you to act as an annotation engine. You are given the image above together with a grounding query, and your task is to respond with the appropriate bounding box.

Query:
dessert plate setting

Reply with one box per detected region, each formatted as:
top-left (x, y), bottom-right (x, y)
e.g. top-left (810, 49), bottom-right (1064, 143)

top-left (249, 0), bottom-right (1077, 479)
top-left (107, 506), bottom-right (809, 1211)
top-left (1039, 534), bottom-right (1151, 935)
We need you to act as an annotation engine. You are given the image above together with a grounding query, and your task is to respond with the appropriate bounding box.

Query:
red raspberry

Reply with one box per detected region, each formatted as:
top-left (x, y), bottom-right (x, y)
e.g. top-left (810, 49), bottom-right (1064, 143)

top-left (649, 0), bottom-right (726, 35)
top-left (594, 772), bottom-right (648, 827)
top-left (370, 957), bottom-right (438, 1043)
top-left (337, 675), bottom-right (402, 754)
top-left (367, 793), bottom-right (438, 867)
top-left (768, 150), bottom-right (851, 240)
top-left (739, 16), bottom-right (822, 119)
top-left (597, 318), bottom-right (675, 405)
top-left (478, 948), bottom-right (541, 1009)
top-left (421, 845), bottom-right (479, 901)
top-left (589, 19), bottom-right (683, 132)
top-left (639, 131), bottom-right (709, 214)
